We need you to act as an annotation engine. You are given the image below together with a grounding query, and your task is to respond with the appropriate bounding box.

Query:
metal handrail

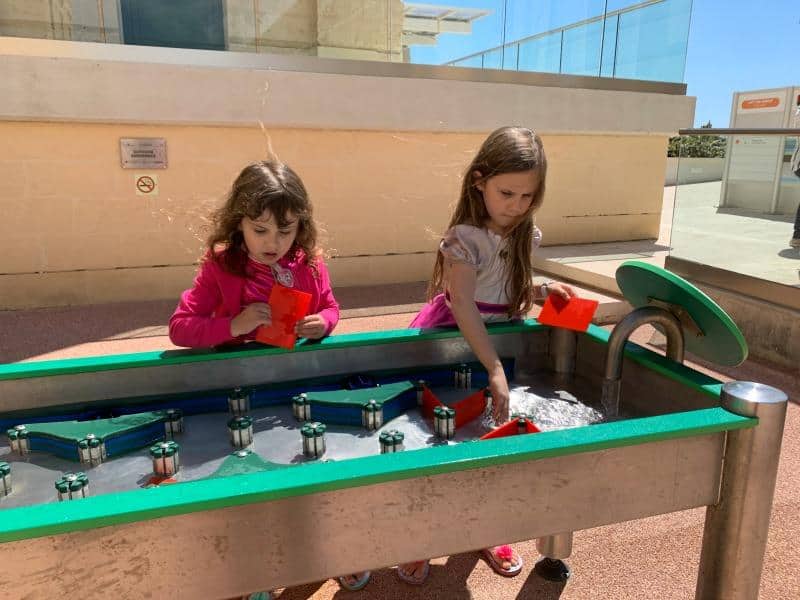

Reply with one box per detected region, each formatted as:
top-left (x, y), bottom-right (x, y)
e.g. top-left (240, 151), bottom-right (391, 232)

top-left (679, 128), bottom-right (800, 135)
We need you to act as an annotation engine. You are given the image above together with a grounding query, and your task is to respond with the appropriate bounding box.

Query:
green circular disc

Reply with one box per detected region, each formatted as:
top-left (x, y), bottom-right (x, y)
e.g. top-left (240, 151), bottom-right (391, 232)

top-left (616, 261), bottom-right (747, 366)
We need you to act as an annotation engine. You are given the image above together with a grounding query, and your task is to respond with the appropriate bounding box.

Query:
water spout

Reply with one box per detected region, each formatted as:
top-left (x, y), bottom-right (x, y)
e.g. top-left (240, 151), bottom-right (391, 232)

top-left (602, 306), bottom-right (685, 418)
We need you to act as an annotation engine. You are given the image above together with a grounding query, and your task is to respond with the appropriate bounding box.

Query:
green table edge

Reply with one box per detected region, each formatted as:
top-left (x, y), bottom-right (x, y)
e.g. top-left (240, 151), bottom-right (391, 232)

top-left (0, 406), bottom-right (754, 544)
top-left (0, 320), bottom-right (729, 400)
top-left (0, 321), bottom-right (546, 381)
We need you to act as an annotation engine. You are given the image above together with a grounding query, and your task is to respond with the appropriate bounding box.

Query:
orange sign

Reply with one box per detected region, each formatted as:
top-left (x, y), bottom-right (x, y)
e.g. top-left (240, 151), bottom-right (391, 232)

top-left (741, 97), bottom-right (780, 110)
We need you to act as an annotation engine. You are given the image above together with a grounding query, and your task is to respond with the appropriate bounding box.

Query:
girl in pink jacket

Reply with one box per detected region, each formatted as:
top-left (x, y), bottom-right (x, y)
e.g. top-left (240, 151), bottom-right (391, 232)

top-left (169, 160), bottom-right (340, 349)
top-left (171, 163), bottom-right (370, 591)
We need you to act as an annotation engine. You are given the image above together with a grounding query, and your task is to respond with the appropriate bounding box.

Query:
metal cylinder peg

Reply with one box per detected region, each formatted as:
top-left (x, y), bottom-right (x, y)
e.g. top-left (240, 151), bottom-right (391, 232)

top-left (55, 472), bottom-right (89, 501)
top-left (516, 416), bottom-right (529, 434)
top-left (292, 394), bottom-right (311, 421)
top-left (150, 441), bottom-right (181, 477)
top-left (465, 367), bottom-right (472, 389)
top-left (0, 462), bottom-right (11, 497)
top-left (433, 406), bottom-right (456, 439)
top-left (480, 388), bottom-right (495, 430)
top-left (361, 399), bottom-right (383, 431)
top-left (164, 408), bottom-right (184, 437)
top-left (301, 422), bottom-right (326, 459)
top-left (511, 412), bottom-right (530, 434)
top-left (227, 415), bottom-right (254, 449)
top-left (7, 425), bottom-right (30, 455)
top-left (379, 429), bottom-right (405, 453)
top-left (415, 380), bottom-right (426, 406)
top-left (78, 434), bottom-right (106, 466)
top-left (454, 363), bottom-right (468, 389)
top-left (228, 387), bottom-right (251, 416)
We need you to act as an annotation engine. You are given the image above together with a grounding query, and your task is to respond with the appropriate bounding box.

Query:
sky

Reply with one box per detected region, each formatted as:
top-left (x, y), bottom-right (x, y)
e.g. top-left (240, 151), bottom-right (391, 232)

top-left (409, 1), bottom-right (800, 127)
top-left (685, 0), bottom-right (799, 127)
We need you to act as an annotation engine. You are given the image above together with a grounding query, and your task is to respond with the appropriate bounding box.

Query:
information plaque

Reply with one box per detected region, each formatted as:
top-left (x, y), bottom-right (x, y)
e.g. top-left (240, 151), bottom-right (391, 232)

top-left (120, 138), bottom-right (167, 169)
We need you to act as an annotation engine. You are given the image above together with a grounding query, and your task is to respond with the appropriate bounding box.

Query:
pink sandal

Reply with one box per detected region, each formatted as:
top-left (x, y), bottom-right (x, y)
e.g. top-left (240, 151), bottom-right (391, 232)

top-left (481, 545), bottom-right (523, 577)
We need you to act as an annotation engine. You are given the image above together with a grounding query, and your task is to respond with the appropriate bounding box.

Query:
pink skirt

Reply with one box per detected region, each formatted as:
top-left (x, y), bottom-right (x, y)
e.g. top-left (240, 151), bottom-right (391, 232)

top-left (409, 293), bottom-right (510, 329)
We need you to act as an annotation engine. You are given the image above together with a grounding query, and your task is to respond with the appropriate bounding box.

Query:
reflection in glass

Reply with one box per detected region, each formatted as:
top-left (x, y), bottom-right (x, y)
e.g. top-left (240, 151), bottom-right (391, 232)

top-left (670, 132), bottom-right (800, 287)
top-left (0, 0), bottom-right (692, 83)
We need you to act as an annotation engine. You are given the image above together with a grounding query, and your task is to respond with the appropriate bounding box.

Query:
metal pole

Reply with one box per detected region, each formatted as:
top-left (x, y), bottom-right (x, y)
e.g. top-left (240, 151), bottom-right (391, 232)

top-left (540, 329), bottom-right (577, 580)
top-left (549, 327), bottom-right (577, 376)
top-left (695, 381), bottom-right (788, 600)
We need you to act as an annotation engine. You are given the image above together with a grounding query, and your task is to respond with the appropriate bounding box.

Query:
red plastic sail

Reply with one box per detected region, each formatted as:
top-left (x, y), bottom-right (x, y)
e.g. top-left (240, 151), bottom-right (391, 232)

top-left (536, 294), bottom-right (599, 332)
top-left (255, 285), bottom-right (312, 349)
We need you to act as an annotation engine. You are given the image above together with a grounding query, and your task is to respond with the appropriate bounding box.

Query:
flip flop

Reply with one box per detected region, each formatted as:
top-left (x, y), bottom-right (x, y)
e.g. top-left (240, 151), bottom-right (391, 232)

top-left (481, 545), bottom-right (523, 577)
top-left (397, 560), bottom-right (430, 585)
top-left (338, 571), bottom-right (371, 592)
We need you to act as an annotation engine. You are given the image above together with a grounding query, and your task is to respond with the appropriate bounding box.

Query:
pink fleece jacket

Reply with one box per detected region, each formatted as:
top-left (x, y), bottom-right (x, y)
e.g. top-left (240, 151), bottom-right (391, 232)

top-left (169, 252), bottom-right (339, 348)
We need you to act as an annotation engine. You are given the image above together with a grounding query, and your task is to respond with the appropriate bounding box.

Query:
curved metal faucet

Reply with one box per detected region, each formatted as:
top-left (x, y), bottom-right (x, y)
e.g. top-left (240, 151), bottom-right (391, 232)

top-left (602, 306), bottom-right (686, 418)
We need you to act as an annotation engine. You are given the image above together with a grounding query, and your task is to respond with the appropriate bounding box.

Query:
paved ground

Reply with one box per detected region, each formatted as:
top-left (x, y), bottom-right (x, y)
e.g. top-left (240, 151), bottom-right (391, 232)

top-left (1, 281), bottom-right (798, 600)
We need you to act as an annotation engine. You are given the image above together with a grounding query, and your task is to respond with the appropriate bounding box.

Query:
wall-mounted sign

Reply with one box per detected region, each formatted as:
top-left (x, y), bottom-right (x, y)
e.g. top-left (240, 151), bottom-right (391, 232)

top-left (120, 138), bottom-right (167, 169)
top-left (728, 136), bottom-right (781, 182)
top-left (737, 94), bottom-right (784, 114)
top-left (135, 174), bottom-right (159, 196)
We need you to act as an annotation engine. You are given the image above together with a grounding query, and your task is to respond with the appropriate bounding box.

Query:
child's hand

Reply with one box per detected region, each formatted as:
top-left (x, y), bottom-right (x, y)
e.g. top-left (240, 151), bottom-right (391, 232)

top-left (295, 314), bottom-right (327, 339)
top-left (488, 369), bottom-right (511, 424)
top-left (230, 303), bottom-right (271, 337)
top-left (547, 281), bottom-right (577, 300)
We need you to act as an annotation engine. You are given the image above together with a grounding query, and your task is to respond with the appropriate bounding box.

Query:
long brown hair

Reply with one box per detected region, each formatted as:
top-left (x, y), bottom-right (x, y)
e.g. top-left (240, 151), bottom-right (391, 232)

top-left (206, 161), bottom-right (320, 276)
top-left (428, 126), bottom-right (547, 316)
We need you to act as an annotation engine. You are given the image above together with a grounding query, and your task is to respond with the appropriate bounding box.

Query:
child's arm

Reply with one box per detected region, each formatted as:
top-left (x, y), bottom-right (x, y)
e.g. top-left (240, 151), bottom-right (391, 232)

top-left (295, 259), bottom-right (340, 339)
top-left (446, 260), bottom-right (511, 423)
top-left (169, 262), bottom-right (258, 348)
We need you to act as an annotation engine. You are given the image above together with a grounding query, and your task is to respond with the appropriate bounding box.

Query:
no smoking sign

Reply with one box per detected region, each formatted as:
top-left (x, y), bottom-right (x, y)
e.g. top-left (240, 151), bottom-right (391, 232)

top-left (135, 174), bottom-right (159, 196)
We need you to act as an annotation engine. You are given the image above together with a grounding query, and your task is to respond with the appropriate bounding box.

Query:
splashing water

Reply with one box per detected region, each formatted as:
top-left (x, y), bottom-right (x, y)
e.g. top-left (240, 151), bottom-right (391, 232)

top-left (509, 386), bottom-right (603, 431)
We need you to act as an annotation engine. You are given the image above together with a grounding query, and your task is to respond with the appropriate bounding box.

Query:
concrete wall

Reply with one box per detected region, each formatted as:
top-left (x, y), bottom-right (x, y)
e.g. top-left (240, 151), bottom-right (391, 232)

top-left (0, 39), bottom-right (693, 309)
top-left (664, 157), bottom-right (724, 186)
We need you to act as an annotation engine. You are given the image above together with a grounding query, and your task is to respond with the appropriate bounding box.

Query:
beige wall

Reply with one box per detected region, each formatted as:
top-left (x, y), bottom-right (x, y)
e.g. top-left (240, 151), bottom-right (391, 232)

top-left (0, 39), bottom-right (690, 308)
top-left (0, 121), bottom-right (666, 309)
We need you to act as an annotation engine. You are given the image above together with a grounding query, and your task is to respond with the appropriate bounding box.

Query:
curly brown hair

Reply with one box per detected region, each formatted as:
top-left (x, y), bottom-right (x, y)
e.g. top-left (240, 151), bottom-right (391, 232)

top-left (206, 161), bottom-right (320, 277)
top-left (428, 126), bottom-right (547, 316)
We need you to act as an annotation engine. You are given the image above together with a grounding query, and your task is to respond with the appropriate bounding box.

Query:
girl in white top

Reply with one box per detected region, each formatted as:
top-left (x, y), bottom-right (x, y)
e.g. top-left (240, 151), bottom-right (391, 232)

top-left (402, 126), bottom-right (575, 584)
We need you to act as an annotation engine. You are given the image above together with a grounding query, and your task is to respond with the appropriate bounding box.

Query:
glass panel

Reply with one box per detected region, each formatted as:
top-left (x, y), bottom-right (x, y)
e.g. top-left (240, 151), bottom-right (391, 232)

top-left (451, 55), bottom-right (484, 68)
top-left (518, 31), bottom-right (562, 74)
top-left (409, 0), bottom-right (506, 69)
top-left (669, 132), bottom-right (800, 287)
top-left (599, 14), bottom-right (618, 77)
top-left (481, 47), bottom-right (503, 70)
top-left (561, 19), bottom-right (603, 77)
top-left (502, 42), bottom-right (518, 70)
top-left (614, 0), bottom-right (692, 82)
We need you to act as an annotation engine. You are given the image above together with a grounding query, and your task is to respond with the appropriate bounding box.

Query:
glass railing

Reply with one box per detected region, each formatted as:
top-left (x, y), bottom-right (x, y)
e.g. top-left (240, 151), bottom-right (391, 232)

top-left (443, 0), bottom-right (692, 82)
top-left (0, 0), bottom-right (692, 83)
top-left (666, 129), bottom-right (800, 307)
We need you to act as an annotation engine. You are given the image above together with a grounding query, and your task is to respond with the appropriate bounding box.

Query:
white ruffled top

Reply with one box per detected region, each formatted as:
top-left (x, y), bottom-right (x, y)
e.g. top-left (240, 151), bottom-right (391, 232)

top-left (439, 224), bottom-right (542, 311)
